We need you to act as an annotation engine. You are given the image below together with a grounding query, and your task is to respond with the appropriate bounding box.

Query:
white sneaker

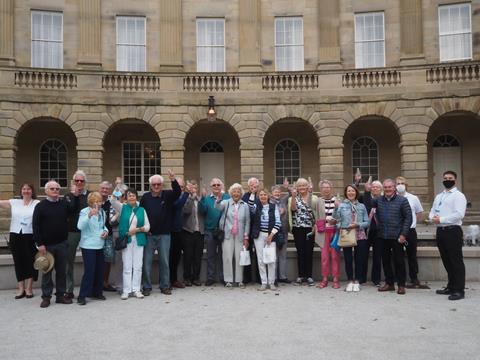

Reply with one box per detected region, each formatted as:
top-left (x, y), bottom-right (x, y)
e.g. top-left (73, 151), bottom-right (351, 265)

top-left (345, 282), bottom-right (354, 292)
top-left (353, 283), bottom-right (360, 292)
top-left (120, 293), bottom-right (128, 300)
top-left (269, 284), bottom-right (277, 291)
top-left (135, 291), bottom-right (144, 299)
top-left (257, 284), bottom-right (267, 291)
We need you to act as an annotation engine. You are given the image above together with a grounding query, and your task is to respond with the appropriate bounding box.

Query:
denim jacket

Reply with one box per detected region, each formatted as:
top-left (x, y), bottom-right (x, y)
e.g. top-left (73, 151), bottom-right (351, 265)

top-left (334, 200), bottom-right (370, 230)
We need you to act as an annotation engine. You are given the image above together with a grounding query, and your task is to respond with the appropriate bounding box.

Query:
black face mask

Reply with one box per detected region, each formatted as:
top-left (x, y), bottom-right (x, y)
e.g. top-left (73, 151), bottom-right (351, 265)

top-left (443, 180), bottom-right (455, 189)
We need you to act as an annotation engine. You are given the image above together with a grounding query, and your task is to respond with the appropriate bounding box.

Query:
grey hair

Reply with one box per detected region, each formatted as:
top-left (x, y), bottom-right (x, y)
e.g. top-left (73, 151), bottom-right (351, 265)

top-left (149, 174), bottom-right (164, 185)
top-left (73, 170), bottom-right (87, 182)
top-left (319, 179), bottom-right (333, 188)
top-left (228, 183), bottom-right (244, 196)
top-left (247, 177), bottom-right (259, 186)
top-left (295, 178), bottom-right (309, 187)
top-left (44, 180), bottom-right (60, 190)
top-left (371, 180), bottom-right (383, 189)
top-left (383, 178), bottom-right (396, 187)
top-left (99, 181), bottom-right (112, 188)
top-left (271, 185), bottom-right (282, 192)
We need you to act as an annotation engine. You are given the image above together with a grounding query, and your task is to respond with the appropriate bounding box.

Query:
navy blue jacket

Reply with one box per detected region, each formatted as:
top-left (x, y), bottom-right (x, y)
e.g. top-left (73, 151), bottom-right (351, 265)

top-left (373, 193), bottom-right (412, 239)
top-left (171, 192), bottom-right (189, 233)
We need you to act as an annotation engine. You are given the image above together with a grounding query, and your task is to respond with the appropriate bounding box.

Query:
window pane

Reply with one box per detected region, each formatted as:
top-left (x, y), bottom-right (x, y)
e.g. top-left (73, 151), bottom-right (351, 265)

top-left (196, 18), bottom-right (225, 72)
top-left (355, 12), bottom-right (385, 69)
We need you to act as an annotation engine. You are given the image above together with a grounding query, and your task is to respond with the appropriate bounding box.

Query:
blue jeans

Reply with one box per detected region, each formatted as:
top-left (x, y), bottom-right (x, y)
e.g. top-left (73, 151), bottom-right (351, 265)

top-left (142, 234), bottom-right (171, 290)
top-left (79, 248), bottom-right (105, 299)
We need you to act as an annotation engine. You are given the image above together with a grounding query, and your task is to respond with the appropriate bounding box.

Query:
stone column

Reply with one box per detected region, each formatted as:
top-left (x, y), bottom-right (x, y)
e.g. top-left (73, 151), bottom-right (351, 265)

top-left (159, 0), bottom-right (183, 72)
top-left (399, 0), bottom-right (424, 65)
top-left (400, 140), bottom-right (429, 203)
top-left (239, 140), bottom-right (264, 187)
top-left (0, 0), bottom-right (15, 66)
top-left (78, 0), bottom-right (102, 68)
top-left (160, 144), bottom-right (184, 183)
top-left (76, 145), bottom-right (104, 187)
top-left (318, 144), bottom-right (344, 196)
top-left (0, 144), bottom-right (16, 198)
top-left (317, 0), bottom-right (341, 70)
top-left (238, 0), bottom-right (262, 72)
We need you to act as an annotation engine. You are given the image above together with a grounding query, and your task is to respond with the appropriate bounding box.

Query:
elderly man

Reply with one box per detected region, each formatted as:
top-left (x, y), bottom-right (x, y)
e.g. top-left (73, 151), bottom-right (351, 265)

top-left (33, 181), bottom-right (77, 308)
top-left (200, 178), bottom-right (230, 286)
top-left (98, 181), bottom-right (116, 292)
top-left (140, 170), bottom-right (181, 296)
top-left (429, 170), bottom-right (467, 301)
top-left (395, 176), bottom-right (424, 288)
top-left (242, 177), bottom-right (262, 284)
top-left (64, 170), bottom-right (89, 299)
top-left (373, 179), bottom-right (412, 295)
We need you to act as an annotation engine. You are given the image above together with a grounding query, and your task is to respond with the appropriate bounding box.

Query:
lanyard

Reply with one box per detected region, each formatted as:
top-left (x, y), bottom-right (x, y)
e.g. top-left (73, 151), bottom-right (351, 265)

top-left (434, 192), bottom-right (451, 213)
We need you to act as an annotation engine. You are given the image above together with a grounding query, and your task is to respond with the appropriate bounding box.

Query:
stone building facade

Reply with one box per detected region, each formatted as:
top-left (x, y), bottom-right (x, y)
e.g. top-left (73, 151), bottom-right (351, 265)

top-left (0, 0), bottom-right (479, 212)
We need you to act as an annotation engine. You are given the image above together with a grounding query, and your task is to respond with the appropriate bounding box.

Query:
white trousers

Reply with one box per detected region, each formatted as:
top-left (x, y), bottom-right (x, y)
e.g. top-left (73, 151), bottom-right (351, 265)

top-left (254, 232), bottom-right (276, 285)
top-left (222, 233), bottom-right (243, 283)
top-left (122, 238), bottom-right (143, 293)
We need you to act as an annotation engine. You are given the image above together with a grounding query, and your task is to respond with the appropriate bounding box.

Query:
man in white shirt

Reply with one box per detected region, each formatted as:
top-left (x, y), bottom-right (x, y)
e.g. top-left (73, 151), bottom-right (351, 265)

top-left (396, 176), bottom-right (424, 287)
top-left (429, 170), bottom-right (467, 301)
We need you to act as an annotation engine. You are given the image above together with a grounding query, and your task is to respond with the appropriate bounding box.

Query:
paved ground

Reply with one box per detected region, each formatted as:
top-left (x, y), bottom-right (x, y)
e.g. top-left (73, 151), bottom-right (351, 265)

top-left (1, 281), bottom-right (479, 360)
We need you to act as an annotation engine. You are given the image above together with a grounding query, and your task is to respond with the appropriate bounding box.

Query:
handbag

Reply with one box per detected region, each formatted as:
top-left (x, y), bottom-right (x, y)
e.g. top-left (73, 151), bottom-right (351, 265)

top-left (274, 231), bottom-right (285, 248)
top-left (239, 246), bottom-right (251, 266)
top-left (114, 208), bottom-right (137, 251)
top-left (262, 243), bottom-right (276, 264)
top-left (316, 219), bottom-right (326, 233)
top-left (214, 201), bottom-right (230, 244)
top-left (339, 229), bottom-right (357, 248)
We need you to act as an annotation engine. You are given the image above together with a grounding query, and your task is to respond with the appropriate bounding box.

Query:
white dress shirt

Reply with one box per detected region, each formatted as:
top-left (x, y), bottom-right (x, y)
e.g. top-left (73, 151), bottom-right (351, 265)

top-left (403, 192), bottom-right (424, 229)
top-left (429, 187), bottom-right (467, 226)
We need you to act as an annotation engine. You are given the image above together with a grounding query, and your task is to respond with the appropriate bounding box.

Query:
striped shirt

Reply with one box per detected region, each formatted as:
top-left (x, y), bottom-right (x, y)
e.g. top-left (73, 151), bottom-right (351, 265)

top-left (324, 197), bottom-right (336, 217)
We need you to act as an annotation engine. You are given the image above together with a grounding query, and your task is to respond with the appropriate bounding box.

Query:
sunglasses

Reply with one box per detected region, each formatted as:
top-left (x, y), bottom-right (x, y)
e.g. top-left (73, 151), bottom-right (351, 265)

top-left (151, 183), bottom-right (162, 187)
top-left (211, 184), bottom-right (221, 187)
top-left (74, 179), bottom-right (85, 183)
top-left (48, 187), bottom-right (60, 191)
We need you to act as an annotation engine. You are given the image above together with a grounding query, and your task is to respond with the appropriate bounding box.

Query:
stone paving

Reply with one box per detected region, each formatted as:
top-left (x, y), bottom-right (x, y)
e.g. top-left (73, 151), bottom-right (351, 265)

top-left (1, 281), bottom-right (479, 360)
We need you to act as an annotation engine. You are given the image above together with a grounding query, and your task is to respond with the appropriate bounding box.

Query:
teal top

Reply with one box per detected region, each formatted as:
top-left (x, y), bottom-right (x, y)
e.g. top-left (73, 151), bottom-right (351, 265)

top-left (200, 193), bottom-right (230, 231)
top-left (119, 204), bottom-right (147, 246)
top-left (77, 207), bottom-right (108, 250)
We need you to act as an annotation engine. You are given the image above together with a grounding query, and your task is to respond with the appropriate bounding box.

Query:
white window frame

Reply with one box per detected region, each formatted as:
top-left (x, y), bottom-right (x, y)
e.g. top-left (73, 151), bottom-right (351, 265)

top-left (274, 139), bottom-right (301, 185)
top-left (438, 3), bottom-right (472, 62)
top-left (354, 12), bottom-right (385, 69)
top-left (274, 16), bottom-right (304, 72)
top-left (39, 139), bottom-right (68, 188)
top-left (116, 16), bottom-right (147, 72)
top-left (31, 10), bottom-right (64, 69)
top-left (196, 18), bottom-right (226, 72)
top-left (351, 136), bottom-right (379, 184)
top-left (121, 141), bottom-right (161, 193)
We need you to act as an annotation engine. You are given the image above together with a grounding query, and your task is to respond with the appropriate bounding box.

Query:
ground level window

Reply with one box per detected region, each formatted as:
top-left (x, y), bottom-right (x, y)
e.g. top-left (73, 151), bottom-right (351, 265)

top-left (39, 139), bottom-right (68, 187)
top-left (352, 136), bottom-right (378, 183)
top-left (122, 142), bottom-right (161, 192)
top-left (275, 139), bottom-right (300, 185)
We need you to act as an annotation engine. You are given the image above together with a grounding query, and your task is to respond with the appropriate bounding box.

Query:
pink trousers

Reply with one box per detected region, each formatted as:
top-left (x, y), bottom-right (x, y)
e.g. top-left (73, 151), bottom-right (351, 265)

top-left (321, 228), bottom-right (341, 279)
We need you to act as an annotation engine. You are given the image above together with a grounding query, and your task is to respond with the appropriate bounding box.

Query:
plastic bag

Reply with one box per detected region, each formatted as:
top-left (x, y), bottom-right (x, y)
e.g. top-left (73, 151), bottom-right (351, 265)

top-left (239, 246), bottom-right (251, 266)
top-left (262, 243), bottom-right (277, 264)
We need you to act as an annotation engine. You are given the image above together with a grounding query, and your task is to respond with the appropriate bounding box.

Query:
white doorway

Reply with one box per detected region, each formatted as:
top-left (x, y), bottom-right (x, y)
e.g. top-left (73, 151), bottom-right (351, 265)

top-left (199, 142), bottom-right (224, 187)
top-left (433, 135), bottom-right (462, 194)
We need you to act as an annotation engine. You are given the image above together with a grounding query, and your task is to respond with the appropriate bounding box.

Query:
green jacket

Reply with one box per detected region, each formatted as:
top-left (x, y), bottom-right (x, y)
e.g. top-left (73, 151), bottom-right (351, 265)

top-left (119, 204), bottom-right (147, 246)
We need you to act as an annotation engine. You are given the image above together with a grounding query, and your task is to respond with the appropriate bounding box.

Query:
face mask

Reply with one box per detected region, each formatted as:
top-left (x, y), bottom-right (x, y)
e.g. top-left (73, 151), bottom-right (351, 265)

top-left (396, 184), bottom-right (406, 194)
top-left (443, 180), bottom-right (455, 189)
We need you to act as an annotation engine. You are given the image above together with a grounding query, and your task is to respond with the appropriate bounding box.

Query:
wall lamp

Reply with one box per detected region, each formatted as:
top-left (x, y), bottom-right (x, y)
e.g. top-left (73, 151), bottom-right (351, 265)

top-left (207, 95), bottom-right (216, 121)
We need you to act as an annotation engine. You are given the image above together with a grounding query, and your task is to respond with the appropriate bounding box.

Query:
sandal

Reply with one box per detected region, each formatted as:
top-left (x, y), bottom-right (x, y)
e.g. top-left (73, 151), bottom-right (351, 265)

top-left (317, 280), bottom-right (328, 289)
top-left (332, 281), bottom-right (341, 289)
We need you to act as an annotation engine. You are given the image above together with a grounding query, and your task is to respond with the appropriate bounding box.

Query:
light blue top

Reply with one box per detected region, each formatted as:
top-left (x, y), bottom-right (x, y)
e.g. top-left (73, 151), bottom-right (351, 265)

top-left (334, 200), bottom-right (370, 230)
top-left (77, 206), bottom-right (108, 250)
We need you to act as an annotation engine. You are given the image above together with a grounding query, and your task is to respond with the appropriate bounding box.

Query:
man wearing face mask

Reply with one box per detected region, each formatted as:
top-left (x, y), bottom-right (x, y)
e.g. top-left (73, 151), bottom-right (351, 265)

top-left (429, 170), bottom-right (467, 301)
top-left (395, 177), bottom-right (424, 288)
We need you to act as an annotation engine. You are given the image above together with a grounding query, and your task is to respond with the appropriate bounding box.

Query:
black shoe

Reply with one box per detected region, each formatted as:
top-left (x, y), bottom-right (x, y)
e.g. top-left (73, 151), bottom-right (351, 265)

top-left (278, 278), bottom-right (291, 284)
top-left (205, 279), bottom-right (215, 286)
top-left (192, 280), bottom-right (202, 286)
top-left (436, 287), bottom-right (452, 295)
top-left (103, 285), bottom-right (117, 292)
top-left (64, 292), bottom-right (75, 300)
top-left (184, 280), bottom-right (192, 287)
top-left (91, 295), bottom-right (106, 300)
top-left (142, 289), bottom-right (151, 297)
top-left (40, 298), bottom-right (51, 308)
top-left (56, 296), bottom-right (73, 304)
top-left (77, 297), bottom-right (86, 305)
top-left (448, 292), bottom-right (465, 301)
top-left (15, 291), bottom-right (26, 300)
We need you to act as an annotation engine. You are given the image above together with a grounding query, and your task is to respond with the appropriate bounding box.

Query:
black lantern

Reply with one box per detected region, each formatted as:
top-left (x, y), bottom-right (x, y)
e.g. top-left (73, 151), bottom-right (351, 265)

top-left (207, 95), bottom-right (216, 121)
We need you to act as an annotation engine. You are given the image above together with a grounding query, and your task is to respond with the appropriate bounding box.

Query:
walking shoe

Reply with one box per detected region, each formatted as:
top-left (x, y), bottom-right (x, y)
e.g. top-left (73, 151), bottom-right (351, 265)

top-left (184, 280), bottom-right (192, 287)
top-left (172, 281), bottom-right (186, 289)
top-left (142, 288), bottom-right (151, 296)
top-left (436, 287), bottom-right (452, 295)
top-left (77, 297), bottom-right (86, 305)
top-left (192, 280), bottom-right (202, 286)
top-left (448, 292), bottom-right (465, 301)
top-left (225, 282), bottom-right (233, 288)
top-left (40, 298), bottom-right (51, 308)
top-left (294, 277), bottom-right (303, 285)
top-left (397, 287), bottom-right (406, 295)
top-left (345, 282), bottom-right (354, 292)
top-left (278, 278), bottom-right (291, 284)
top-left (103, 285), bottom-right (117, 292)
top-left (55, 296), bottom-right (73, 304)
top-left (238, 282), bottom-right (246, 289)
top-left (135, 291), bottom-right (144, 299)
top-left (307, 278), bottom-right (315, 286)
top-left (378, 284), bottom-right (395, 292)
top-left (269, 284), bottom-right (277, 291)
top-left (160, 288), bottom-right (172, 295)
top-left (373, 281), bottom-right (381, 287)
top-left (120, 293), bottom-right (128, 300)
top-left (332, 281), bottom-right (341, 289)
top-left (205, 279), bottom-right (215, 286)
top-left (353, 283), bottom-right (360, 292)
top-left (257, 284), bottom-right (267, 291)
top-left (91, 295), bottom-right (106, 300)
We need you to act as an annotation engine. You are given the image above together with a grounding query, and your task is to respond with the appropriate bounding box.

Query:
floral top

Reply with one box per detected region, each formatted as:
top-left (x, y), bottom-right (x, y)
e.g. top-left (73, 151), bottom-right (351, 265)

top-left (292, 196), bottom-right (314, 228)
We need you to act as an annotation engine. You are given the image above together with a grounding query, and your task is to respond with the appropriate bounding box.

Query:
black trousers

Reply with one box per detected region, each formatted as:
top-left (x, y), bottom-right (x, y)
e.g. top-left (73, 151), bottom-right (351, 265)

top-left (436, 226), bottom-right (465, 293)
top-left (366, 232), bottom-right (383, 284)
top-left (169, 231), bottom-right (183, 283)
top-left (9, 232), bottom-right (38, 282)
top-left (243, 239), bottom-right (260, 284)
top-left (343, 240), bottom-right (369, 281)
top-left (292, 227), bottom-right (314, 279)
top-left (405, 228), bottom-right (419, 282)
top-left (182, 230), bottom-right (204, 281)
top-left (41, 241), bottom-right (68, 299)
top-left (382, 238), bottom-right (406, 287)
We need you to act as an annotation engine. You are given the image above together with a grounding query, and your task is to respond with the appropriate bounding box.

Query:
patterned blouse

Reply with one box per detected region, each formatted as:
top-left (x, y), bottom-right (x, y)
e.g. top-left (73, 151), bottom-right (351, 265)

top-left (292, 196), bottom-right (314, 228)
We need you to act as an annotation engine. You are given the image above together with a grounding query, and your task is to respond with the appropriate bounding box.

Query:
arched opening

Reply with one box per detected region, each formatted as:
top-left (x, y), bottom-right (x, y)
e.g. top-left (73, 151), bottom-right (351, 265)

top-left (184, 120), bottom-right (240, 187)
top-left (263, 118), bottom-right (319, 188)
top-left (103, 119), bottom-right (160, 193)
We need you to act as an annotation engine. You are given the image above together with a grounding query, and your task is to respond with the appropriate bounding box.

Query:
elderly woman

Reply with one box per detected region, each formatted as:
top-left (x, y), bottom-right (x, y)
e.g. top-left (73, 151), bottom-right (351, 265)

top-left (250, 188), bottom-right (281, 291)
top-left (0, 184), bottom-right (40, 299)
top-left (288, 178), bottom-right (318, 286)
top-left (76, 192), bottom-right (109, 305)
top-left (334, 185), bottom-right (370, 292)
top-left (215, 183), bottom-right (250, 288)
top-left (270, 185), bottom-right (290, 284)
top-left (113, 188), bottom-right (150, 299)
top-left (318, 180), bottom-right (341, 289)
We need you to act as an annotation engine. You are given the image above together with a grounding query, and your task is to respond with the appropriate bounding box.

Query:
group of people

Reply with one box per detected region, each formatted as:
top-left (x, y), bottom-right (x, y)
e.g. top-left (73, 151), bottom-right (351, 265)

top-left (1, 167), bottom-right (467, 308)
